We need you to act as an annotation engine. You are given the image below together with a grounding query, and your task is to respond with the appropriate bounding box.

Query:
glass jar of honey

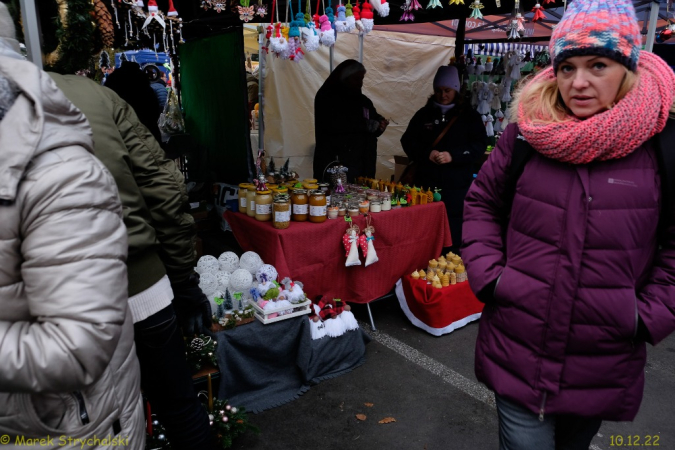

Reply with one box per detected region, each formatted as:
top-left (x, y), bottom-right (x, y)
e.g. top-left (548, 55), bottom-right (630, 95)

top-left (291, 189), bottom-right (309, 221)
top-left (238, 183), bottom-right (252, 213)
top-left (309, 190), bottom-right (327, 223)
top-left (246, 185), bottom-right (257, 217)
top-left (273, 194), bottom-right (291, 229)
top-left (255, 190), bottom-right (273, 222)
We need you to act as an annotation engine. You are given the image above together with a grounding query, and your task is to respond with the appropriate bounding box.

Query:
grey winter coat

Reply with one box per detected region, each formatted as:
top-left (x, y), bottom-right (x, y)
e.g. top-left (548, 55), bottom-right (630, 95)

top-left (0, 38), bottom-right (144, 448)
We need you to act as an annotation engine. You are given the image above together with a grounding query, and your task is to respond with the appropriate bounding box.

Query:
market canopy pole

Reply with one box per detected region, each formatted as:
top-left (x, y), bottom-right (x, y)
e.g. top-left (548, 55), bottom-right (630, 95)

top-left (19, 0), bottom-right (42, 69)
top-left (454, 17), bottom-right (466, 57)
top-left (330, 45), bottom-right (334, 72)
top-left (644, 0), bottom-right (661, 52)
top-left (359, 33), bottom-right (364, 63)
top-left (258, 32), bottom-right (265, 157)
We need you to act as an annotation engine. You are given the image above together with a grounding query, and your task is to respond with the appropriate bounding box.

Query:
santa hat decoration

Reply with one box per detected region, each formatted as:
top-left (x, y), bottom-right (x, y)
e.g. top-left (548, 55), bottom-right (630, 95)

top-left (360, 0), bottom-right (374, 33)
top-left (369, 0), bottom-right (390, 17)
top-left (335, 4), bottom-right (348, 32)
top-left (344, 2), bottom-right (356, 31)
top-left (335, 299), bottom-right (359, 330)
top-left (319, 14), bottom-right (335, 46)
top-left (309, 304), bottom-right (327, 340)
top-left (353, 2), bottom-right (364, 32)
top-left (147, 0), bottom-right (158, 13)
top-left (270, 22), bottom-right (289, 57)
top-left (318, 298), bottom-right (347, 337)
top-left (301, 11), bottom-right (321, 52)
top-left (167, 0), bottom-right (178, 16)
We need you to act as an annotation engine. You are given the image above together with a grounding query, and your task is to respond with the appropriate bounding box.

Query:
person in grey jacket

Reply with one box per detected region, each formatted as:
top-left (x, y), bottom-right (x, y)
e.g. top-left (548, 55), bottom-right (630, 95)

top-left (0, 7), bottom-right (144, 448)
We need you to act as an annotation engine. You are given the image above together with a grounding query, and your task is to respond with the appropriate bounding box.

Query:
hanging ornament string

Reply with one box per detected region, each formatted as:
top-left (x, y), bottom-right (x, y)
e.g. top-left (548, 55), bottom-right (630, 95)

top-left (270, 0), bottom-right (276, 24)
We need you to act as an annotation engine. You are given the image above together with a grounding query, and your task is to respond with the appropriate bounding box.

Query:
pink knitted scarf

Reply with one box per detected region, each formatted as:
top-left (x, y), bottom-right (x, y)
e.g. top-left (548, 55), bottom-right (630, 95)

top-left (518, 52), bottom-right (675, 164)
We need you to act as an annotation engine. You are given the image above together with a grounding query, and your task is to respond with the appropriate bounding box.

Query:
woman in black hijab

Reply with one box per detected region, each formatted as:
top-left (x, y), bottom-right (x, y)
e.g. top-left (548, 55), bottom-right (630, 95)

top-left (313, 59), bottom-right (388, 182)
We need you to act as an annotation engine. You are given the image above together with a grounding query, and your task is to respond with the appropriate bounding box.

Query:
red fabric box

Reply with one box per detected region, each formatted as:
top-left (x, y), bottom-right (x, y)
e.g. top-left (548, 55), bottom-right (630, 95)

top-left (395, 275), bottom-right (484, 336)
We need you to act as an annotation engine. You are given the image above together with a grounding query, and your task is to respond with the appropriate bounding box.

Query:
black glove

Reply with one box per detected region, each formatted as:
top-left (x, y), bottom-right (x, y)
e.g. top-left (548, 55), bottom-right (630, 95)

top-left (171, 273), bottom-right (214, 338)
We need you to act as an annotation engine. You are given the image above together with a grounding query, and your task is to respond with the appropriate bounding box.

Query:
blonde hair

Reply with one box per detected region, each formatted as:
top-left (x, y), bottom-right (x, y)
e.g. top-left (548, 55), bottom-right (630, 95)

top-left (511, 69), bottom-right (644, 124)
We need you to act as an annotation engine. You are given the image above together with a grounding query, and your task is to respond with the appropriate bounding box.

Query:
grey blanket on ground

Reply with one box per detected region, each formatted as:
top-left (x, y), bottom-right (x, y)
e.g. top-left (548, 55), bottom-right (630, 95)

top-left (216, 316), bottom-right (371, 413)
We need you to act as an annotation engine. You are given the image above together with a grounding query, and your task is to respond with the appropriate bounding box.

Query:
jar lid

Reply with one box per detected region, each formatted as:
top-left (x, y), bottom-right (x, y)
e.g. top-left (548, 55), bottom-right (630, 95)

top-left (256, 189), bottom-right (271, 195)
top-left (292, 188), bottom-right (308, 194)
top-left (239, 183), bottom-right (252, 188)
top-left (309, 190), bottom-right (325, 196)
top-left (274, 194), bottom-right (290, 202)
top-left (247, 185), bottom-right (258, 191)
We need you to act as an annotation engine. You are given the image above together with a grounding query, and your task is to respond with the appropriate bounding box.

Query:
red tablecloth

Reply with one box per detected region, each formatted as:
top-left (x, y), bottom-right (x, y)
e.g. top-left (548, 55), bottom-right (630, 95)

top-left (224, 202), bottom-right (452, 304)
top-left (395, 275), bottom-right (484, 336)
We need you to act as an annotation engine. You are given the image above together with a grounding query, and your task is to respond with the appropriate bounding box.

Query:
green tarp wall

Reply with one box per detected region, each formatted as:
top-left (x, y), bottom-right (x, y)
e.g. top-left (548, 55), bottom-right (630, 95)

top-left (179, 31), bottom-right (252, 183)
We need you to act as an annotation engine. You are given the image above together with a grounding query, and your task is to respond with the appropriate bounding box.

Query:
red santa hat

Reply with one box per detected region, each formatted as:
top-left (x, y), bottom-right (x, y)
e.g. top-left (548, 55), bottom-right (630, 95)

top-left (360, 0), bottom-right (373, 19)
top-left (147, 0), bottom-right (158, 13)
top-left (167, 0), bottom-right (178, 16)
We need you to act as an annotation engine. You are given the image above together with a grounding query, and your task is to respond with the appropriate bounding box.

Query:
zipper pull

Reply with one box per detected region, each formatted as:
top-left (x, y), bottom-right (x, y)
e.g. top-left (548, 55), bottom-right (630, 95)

top-left (72, 391), bottom-right (90, 425)
top-left (538, 392), bottom-right (548, 422)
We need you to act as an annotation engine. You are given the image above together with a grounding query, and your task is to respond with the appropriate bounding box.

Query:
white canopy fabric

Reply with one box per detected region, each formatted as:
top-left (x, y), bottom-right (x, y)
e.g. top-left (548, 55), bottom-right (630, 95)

top-left (262, 30), bottom-right (455, 180)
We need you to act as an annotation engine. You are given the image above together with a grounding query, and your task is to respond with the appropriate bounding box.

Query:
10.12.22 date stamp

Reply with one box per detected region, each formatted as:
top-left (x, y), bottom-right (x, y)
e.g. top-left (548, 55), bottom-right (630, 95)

top-left (610, 435), bottom-right (660, 446)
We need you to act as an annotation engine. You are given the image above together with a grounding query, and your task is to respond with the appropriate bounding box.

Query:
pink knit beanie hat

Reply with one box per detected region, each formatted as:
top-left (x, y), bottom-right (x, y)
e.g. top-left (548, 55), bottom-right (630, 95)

top-left (549, 0), bottom-right (642, 73)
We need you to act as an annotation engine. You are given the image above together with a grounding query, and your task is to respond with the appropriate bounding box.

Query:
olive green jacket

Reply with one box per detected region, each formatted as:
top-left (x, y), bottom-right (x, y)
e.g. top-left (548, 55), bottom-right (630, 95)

top-left (50, 74), bottom-right (196, 297)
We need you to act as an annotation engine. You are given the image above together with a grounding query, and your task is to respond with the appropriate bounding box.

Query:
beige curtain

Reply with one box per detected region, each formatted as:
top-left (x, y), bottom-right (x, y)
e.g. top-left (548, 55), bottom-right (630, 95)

top-left (262, 30), bottom-right (455, 180)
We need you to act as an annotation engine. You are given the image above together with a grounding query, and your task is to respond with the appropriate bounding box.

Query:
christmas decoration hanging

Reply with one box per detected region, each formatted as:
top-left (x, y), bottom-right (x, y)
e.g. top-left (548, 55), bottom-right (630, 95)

top-left (370, 0), bottom-right (390, 17)
top-left (360, 0), bottom-right (375, 33)
top-left (343, 222), bottom-right (362, 267)
top-left (469, 0), bottom-right (484, 19)
top-left (448, 0), bottom-right (464, 5)
top-left (532, 3), bottom-right (545, 22)
top-left (426, 0), bottom-right (442, 9)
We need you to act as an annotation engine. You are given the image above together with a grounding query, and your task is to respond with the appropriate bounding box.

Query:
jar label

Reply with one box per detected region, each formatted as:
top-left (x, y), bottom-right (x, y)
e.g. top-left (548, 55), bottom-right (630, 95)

top-left (326, 195), bottom-right (331, 205)
top-left (275, 210), bottom-right (291, 222)
top-left (310, 205), bottom-right (327, 217)
top-left (249, 201), bottom-right (256, 210)
top-left (293, 204), bottom-right (308, 215)
top-left (256, 203), bottom-right (272, 215)
top-left (240, 198), bottom-right (247, 207)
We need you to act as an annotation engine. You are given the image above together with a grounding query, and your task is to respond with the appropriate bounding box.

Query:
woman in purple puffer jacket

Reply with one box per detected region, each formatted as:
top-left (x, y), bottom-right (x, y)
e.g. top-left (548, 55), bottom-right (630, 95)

top-left (461, 0), bottom-right (675, 449)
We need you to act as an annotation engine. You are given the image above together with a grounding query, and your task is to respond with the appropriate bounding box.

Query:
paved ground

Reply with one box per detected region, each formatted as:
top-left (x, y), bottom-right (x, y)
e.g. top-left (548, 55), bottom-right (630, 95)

top-left (230, 297), bottom-right (675, 450)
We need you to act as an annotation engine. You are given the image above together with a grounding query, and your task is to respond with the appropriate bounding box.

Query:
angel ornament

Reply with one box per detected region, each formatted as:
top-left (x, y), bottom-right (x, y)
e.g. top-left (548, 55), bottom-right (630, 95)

top-left (359, 225), bottom-right (379, 266)
top-left (343, 224), bottom-right (362, 267)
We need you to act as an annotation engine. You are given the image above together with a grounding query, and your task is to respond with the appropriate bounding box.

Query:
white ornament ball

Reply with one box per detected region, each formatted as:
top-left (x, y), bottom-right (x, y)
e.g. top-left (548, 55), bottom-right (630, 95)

top-left (218, 251), bottom-right (240, 273)
top-left (229, 269), bottom-right (253, 293)
top-left (239, 251), bottom-right (263, 275)
top-left (196, 255), bottom-right (219, 275)
top-left (198, 273), bottom-right (218, 296)
top-left (215, 271), bottom-right (230, 291)
top-left (256, 264), bottom-right (278, 283)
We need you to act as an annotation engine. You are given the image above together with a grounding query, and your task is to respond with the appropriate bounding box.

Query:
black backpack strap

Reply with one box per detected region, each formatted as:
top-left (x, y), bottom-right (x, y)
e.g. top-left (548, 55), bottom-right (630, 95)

top-left (656, 118), bottom-right (675, 240)
top-left (500, 131), bottom-right (535, 221)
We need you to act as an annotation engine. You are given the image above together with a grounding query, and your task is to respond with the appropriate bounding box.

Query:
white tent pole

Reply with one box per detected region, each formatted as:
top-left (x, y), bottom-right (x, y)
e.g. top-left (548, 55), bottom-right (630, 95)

top-left (359, 33), bottom-right (364, 63)
top-left (330, 46), bottom-right (334, 72)
top-left (645, 0), bottom-right (660, 53)
top-left (20, 0), bottom-right (43, 69)
top-left (258, 32), bottom-right (265, 154)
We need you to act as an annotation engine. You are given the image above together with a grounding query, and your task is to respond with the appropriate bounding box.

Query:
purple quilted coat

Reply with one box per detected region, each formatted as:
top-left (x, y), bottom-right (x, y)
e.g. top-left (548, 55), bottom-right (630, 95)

top-left (462, 123), bottom-right (675, 421)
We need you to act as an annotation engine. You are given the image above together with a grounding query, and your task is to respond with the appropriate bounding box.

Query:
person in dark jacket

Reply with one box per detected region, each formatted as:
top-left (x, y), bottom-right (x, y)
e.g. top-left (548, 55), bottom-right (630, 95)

top-left (105, 61), bottom-right (163, 143)
top-left (144, 63), bottom-right (168, 115)
top-left (313, 59), bottom-right (388, 181)
top-left (401, 65), bottom-right (487, 253)
top-left (461, 0), bottom-right (675, 448)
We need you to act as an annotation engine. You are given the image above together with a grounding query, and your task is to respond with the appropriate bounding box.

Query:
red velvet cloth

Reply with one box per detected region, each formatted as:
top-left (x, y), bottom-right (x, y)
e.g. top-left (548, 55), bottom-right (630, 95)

top-left (400, 275), bottom-right (484, 329)
top-left (224, 202), bottom-right (452, 304)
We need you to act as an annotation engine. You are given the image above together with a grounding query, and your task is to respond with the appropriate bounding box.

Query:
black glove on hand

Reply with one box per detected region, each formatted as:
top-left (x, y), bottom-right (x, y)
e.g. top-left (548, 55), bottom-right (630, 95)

top-left (171, 273), bottom-right (214, 338)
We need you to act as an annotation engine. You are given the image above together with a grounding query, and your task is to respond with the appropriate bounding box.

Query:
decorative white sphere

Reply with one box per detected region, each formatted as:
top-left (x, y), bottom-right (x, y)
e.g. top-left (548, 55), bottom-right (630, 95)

top-left (218, 251), bottom-right (240, 273)
top-left (198, 273), bottom-right (218, 296)
top-left (239, 251), bottom-right (263, 275)
top-left (215, 271), bottom-right (230, 291)
top-left (229, 269), bottom-right (253, 293)
top-left (256, 264), bottom-right (278, 283)
top-left (196, 255), bottom-right (219, 275)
